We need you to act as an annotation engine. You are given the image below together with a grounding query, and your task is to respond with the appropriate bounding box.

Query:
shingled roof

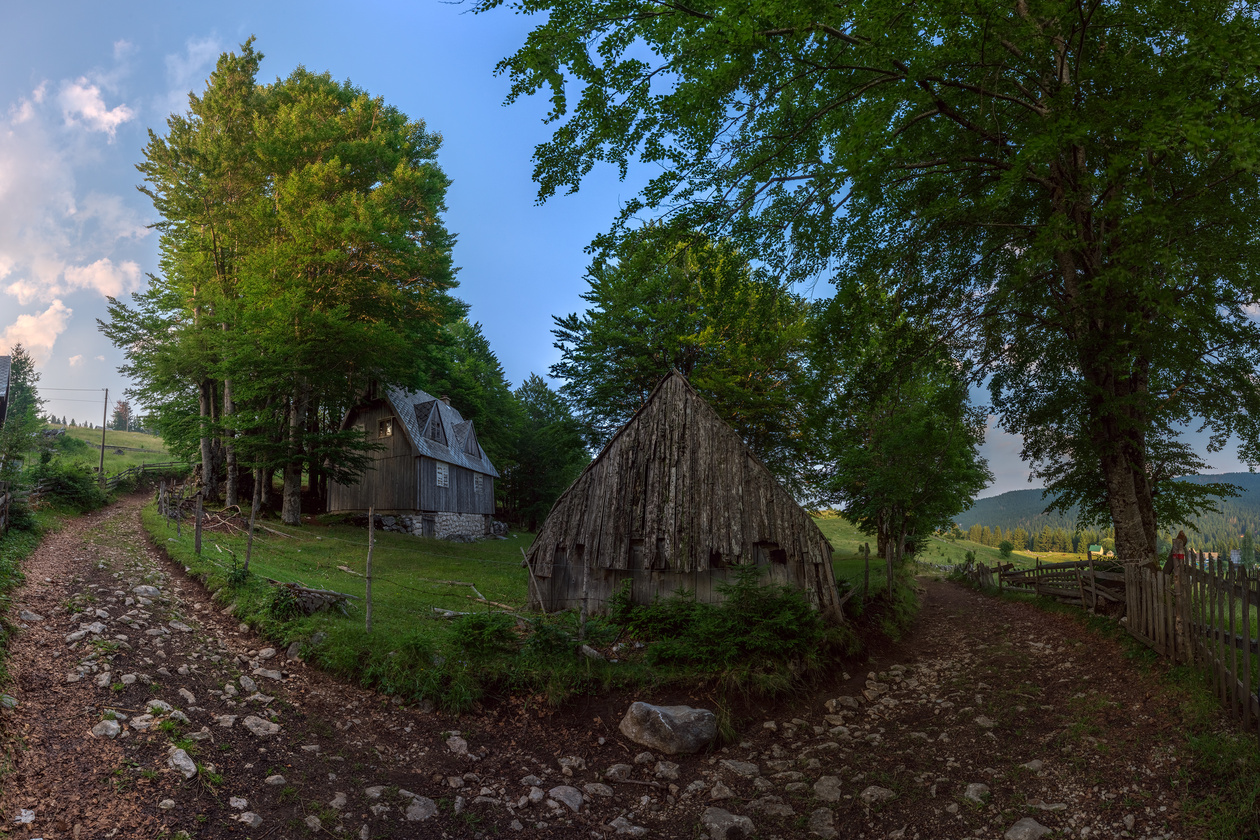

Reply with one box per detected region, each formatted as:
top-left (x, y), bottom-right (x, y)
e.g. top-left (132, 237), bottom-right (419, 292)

top-left (384, 385), bottom-right (499, 477)
top-left (0, 356), bottom-right (10, 401)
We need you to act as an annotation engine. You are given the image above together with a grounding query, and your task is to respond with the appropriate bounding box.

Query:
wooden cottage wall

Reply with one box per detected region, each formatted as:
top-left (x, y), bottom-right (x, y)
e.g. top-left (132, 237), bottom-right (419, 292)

top-left (417, 458), bottom-right (495, 514)
top-left (527, 375), bottom-right (839, 614)
top-left (327, 402), bottom-right (416, 513)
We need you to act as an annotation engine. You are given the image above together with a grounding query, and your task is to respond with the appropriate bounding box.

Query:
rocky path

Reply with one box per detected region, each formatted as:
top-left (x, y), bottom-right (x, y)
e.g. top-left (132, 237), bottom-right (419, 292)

top-left (0, 493), bottom-right (1208, 840)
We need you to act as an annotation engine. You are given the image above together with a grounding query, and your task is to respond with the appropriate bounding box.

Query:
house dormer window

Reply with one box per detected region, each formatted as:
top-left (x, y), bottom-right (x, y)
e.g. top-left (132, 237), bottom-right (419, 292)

top-left (378, 417), bottom-right (393, 438)
top-left (436, 462), bottom-right (449, 488)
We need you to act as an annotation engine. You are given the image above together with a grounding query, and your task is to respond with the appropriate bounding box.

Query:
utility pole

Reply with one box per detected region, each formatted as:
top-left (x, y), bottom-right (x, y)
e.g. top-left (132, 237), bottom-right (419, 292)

top-left (98, 387), bottom-right (108, 480)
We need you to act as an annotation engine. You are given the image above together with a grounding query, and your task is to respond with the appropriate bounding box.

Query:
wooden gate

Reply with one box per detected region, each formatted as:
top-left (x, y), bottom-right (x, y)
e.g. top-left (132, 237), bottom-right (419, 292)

top-left (1124, 564), bottom-right (1180, 659)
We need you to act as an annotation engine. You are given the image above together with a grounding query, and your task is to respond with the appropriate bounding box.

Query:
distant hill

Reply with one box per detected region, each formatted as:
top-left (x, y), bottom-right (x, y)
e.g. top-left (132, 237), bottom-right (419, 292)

top-left (958, 473), bottom-right (1260, 548)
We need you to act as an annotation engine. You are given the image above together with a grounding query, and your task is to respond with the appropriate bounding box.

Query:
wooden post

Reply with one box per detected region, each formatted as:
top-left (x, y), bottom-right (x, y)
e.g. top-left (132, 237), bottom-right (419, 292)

top-left (522, 547), bottom-right (548, 615)
top-left (1242, 564), bottom-right (1252, 731)
top-left (365, 506), bottom-right (375, 634)
top-left (886, 540), bottom-right (894, 600)
top-left (194, 490), bottom-right (203, 555)
top-left (1088, 552), bottom-right (1097, 612)
top-left (98, 387), bottom-right (108, 482)
top-left (579, 559), bottom-right (589, 642)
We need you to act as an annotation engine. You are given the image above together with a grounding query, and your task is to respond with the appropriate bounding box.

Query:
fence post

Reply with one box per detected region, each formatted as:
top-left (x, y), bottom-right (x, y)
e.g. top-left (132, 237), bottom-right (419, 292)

top-left (365, 506), bottom-right (375, 633)
top-left (863, 543), bottom-right (870, 602)
top-left (244, 470), bottom-right (260, 574)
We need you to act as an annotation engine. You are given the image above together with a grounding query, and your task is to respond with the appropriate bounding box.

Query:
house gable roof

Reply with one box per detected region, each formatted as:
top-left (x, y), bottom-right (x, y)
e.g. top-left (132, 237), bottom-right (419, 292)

top-left (526, 370), bottom-right (831, 574)
top-left (0, 356), bottom-right (10, 401)
top-left (385, 385), bottom-right (499, 477)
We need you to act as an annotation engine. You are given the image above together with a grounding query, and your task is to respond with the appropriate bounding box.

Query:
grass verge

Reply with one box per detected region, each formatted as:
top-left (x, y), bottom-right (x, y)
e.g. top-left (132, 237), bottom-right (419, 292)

top-left (145, 501), bottom-right (919, 718)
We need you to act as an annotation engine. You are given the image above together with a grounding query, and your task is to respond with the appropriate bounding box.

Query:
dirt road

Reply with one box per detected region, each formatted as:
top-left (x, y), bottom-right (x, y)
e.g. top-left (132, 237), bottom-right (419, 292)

top-left (0, 493), bottom-right (1208, 839)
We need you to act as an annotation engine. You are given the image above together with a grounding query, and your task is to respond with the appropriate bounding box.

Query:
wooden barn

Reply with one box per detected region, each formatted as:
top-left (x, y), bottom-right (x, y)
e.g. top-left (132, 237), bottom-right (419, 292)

top-left (327, 386), bottom-right (499, 540)
top-left (524, 372), bottom-right (841, 616)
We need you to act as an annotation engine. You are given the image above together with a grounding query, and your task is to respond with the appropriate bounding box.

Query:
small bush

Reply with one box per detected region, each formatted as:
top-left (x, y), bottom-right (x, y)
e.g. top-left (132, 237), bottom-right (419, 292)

top-left (452, 612), bottom-right (518, 655)
top-left (266, 585), bottom-right (303, 621)
top-left (24, 461), bottom-right (107, 512)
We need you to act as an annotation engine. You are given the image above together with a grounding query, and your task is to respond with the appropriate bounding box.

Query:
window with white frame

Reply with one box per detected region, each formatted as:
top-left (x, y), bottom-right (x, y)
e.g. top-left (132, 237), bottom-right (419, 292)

top-left (436, 462), bottom-right (449, 488)
top-left (474, 474), bottom-right (483, 495)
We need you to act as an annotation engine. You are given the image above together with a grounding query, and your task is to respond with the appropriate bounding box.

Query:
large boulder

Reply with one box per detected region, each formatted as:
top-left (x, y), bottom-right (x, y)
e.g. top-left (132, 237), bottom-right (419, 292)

top-left (619, 702), bottom-right (717, 755)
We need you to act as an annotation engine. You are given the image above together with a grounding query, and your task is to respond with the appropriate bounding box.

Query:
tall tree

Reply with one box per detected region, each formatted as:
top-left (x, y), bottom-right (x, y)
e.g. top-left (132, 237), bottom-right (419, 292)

top-left (104, 41), bottom-right (462, 524)
top-left (0, 345), bottom-right (43, 481)
top-left (552, 224), bottom-right (810, 480)
top-left (500, 374), bottom-right (588, 529)
top-left (484, 0), bottom-right (1260, 562)
top-left (111, 400), bottom-right (133, 432)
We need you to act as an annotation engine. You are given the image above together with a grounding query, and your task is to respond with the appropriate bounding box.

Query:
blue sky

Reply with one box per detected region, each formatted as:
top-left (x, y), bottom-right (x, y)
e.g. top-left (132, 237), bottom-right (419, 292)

top-left (0, 1), bottom-right (1246, 496)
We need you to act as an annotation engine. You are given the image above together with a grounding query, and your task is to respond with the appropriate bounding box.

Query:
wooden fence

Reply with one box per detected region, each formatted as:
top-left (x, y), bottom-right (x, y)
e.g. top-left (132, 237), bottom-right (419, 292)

top-left (955, 557), bottom-right (1125, 609)
top-left (103, 461), bottom-right (188, 492)
top-left (1126, 557), bottom-right (1260, 736)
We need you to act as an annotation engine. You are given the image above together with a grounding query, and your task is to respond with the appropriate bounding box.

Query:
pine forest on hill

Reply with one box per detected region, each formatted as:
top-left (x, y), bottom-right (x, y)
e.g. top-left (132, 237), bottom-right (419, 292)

top-left (955, 473), bottom-right (1260, 555)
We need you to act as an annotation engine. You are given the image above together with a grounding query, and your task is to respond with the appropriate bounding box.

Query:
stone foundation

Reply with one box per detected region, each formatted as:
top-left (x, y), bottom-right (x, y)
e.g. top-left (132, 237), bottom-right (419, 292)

top-left (369, 512), bottom-right (492, 541)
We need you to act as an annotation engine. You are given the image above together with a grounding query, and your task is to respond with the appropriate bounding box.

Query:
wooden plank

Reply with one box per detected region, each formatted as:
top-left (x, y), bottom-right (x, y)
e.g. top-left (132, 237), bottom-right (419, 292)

top-left (1243, 565), bottom-right (1252, 730)
top-left (1230, 562), bottom-right (1239, 720)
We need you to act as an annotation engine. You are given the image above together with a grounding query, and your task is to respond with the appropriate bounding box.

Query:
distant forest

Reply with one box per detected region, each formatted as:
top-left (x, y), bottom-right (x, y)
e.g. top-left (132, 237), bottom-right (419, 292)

top-left (955, 473), bottom-right (1260, 554)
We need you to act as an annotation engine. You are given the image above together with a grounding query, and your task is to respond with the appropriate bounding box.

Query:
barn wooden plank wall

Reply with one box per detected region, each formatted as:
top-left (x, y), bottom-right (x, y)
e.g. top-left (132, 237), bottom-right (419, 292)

top-left (526, 373), bottom-right (840, 615)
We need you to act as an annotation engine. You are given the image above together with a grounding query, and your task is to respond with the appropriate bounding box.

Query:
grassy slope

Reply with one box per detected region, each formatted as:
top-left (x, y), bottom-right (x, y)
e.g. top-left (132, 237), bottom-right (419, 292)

top-left (34, 425), bottom-right (171, 475)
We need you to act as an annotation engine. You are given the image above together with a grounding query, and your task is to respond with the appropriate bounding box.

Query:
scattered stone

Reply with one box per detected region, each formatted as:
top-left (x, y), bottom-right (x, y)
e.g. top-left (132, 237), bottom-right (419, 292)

top-left (243, 715), bottom-right (281, 737)
top-left (583, 783), bottom-right (614, 798)
top-left (548, 785), bottom-right (583, 813)
top-left (364, 785), bottom-right (385, 798)
top-left (253, 667), bottom-right (283, 681)
top-left (609, 815), bottom-right (649, 836)
top-left (1004, 817), bottom-right (1053, 840)
top-left (178, 688), bottom-right (196, 705)
top-left (619, 701), bottom-right (717, 755)
top-left (964, 783), bottom-right (990, 802)
top-left (258, 647), bottom-right (277, 659)
top-left (700, 806), bottom-right (754, 840)
top-left (305, 815), bottom-right (322, 831)
top-left (169, 620), bottom-right (193, 633)
top-left (237, 812), bottom-right (263, 829)
top-left (1020, 759), bottom-right (1045, 772)
top-left (1123, 814), bottom-right (1135, 831)
top-left (655, 760), bottom-right (680, 780)
top-left (147, 699), bottom-right (173, 714)
top-left (286, 640), bottom-right (302, 660)
top-left (330, 791), bottom-right (347, 809)
top-left (91, 718), bottom-right (121, 738)
top-left (167, 747), bottom-right (197, 779)
top-left (807, 807), bottom-right (838, 839)
top-left (859, 786), bottom-right (896, 806)
top-left (447, 734), bottom-right (469, 755)
top-left (18, 610), bottom-right (43, 622)
top-left (133, 585), bottom-right (161, 598)
top-left (749, 795), bottom-right (794, 817)
top-left (579, 644), bottom-right (605, 660)
top-left (709, 780), bottom-right (734, 800)
top-left (720, 759), bottom-right (759, 777)
top-left (813, 776), bottom-right (843, 802)
top-left (215, 715), bottom-right (238, 728)
top-left (605, 763), bottom-right (633, 781)
top-left (974, 715), bottom-right (997, 729)
top-left (238, 675), bottom-right (258, 693)
top-left (404, 796), bottom-right (438, 821)
top-left (229, 797), bottom-right (248, 810)
top-left (158, 799), bottom-right (176, 811)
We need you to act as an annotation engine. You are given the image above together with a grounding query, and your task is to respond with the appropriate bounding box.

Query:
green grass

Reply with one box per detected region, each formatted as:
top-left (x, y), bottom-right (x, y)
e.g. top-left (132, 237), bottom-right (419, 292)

top-left (146, 503), bottom-right (918, 713)
top-left (28, 424), bottom-right (171, 476)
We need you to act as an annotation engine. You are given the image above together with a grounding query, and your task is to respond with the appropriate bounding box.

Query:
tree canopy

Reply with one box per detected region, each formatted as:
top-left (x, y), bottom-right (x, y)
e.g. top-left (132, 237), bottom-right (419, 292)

top-left (0, 345), bottom-right (43, 482)
top-left (484, 0), bottom-right (1260, 561)
top-left (551, 225), bottom-right (810, 480)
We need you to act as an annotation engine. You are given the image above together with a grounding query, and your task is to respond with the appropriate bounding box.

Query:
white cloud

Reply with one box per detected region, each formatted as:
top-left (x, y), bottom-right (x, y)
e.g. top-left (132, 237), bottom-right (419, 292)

top-left (113, 40), bottom-right (135, 61)
top-left (94, 354), bottom-right (104, 361)
top-left (163, 35), bottom-right (223, 116)
top-left (68, 354), bottom-right (84, 367)
top-left (59, 77), bottom-right (134, 138)
top-left (0, 300), bottom-right (72, 362)
top-left (63, 258), bottom-right (141, 298)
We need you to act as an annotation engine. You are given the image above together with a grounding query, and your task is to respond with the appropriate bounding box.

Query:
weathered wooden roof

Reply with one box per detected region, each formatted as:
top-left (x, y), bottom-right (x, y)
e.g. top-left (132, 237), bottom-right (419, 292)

top-left (385, 385), bottom-right (499, 477)
top-left (527, 371), bottom-right (832, 574)
top-left (0, 356), bottom-right (9, 401)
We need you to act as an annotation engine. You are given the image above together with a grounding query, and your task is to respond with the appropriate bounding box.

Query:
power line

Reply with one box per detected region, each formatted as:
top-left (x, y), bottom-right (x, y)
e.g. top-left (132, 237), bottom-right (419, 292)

top-left (41, 387), bottom-right (106, 392)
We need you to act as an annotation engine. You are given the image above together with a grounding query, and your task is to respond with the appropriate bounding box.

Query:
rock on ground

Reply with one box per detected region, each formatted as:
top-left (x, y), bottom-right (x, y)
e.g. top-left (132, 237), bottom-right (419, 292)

top-left (619, 701), bottom-right (717, 754)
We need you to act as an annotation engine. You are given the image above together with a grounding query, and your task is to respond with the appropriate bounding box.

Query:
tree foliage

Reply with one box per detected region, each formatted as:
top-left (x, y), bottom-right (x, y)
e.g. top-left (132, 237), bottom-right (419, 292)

top-left (484, 0), bottom-right (1260, 561)
top-left (0, 345), bottom-right (43, 481)
top-left (500, 374), bottom-right (588, 530)
top-left (810, 291), bottom-right (991, 561)
top-left (102, 40), bottom-right (462, 522)
top-left (551, 225), bottom-right (810, 480)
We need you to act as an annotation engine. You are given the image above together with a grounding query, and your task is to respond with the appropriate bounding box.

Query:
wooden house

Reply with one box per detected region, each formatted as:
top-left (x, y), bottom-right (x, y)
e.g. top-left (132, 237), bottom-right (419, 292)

top-left (524, 372), bottom-right (841, 616)
top-left (327, 386), bottom-right (499, 540)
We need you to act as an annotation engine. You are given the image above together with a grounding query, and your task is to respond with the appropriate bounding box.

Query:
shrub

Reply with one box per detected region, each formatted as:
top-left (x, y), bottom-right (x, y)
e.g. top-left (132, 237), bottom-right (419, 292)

top-left (452, 612), bottom-right (518, 655)
top-left (24, 461), bottom-right (107, 512)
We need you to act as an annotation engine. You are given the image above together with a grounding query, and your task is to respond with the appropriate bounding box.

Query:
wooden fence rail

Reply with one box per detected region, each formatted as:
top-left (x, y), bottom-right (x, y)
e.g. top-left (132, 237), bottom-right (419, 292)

top-left (103, 461), bottom-right (188, 492)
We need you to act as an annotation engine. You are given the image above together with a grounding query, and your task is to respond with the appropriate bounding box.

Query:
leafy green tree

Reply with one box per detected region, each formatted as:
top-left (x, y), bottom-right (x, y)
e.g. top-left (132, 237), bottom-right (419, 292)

top-left (811, 295), bottom-right (991, 562)
top-left (485, 0), bottom-right (1260, 563)
top-left (0, 345), bottom-right (43, 481)
top-left (426, 320), bottom-right (519, 474)
top-left (111, 400), bottom-right (132, 432)
top-left (500, 374), bottom-right (589, 529)
top-left (552, 224), bottom-right (809, 480)
top-left (105, 41), bottom-right (462, 524)
top-left (998, 540), bottom-right (1014, 559)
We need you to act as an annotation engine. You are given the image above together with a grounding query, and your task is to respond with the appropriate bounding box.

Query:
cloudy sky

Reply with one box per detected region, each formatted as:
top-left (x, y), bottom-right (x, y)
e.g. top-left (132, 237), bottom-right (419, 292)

top-left (0, 1), bottom-right (1246, 497)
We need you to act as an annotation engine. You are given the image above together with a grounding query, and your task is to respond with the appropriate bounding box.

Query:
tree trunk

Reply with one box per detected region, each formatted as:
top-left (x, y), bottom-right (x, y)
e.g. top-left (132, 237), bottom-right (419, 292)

top-left (282, 384), bottom-right (310, 526)
top-left (224, 373), bottom-right (238, 508)
top-left (198, 379), bottom-right (219, 501)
